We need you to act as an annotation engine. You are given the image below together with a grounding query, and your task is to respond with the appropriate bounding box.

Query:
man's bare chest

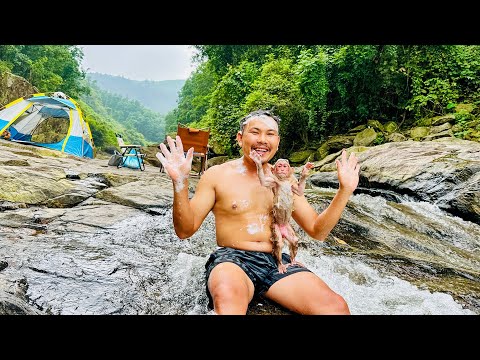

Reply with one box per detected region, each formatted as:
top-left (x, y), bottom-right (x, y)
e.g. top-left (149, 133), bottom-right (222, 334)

top-left (215, 177), bottom-right (273, 214)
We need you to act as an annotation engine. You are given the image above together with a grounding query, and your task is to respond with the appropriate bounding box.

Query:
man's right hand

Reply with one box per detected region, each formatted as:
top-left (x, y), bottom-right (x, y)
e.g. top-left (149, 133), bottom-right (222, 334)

top-left (156, 135), bottom-right (194, 182)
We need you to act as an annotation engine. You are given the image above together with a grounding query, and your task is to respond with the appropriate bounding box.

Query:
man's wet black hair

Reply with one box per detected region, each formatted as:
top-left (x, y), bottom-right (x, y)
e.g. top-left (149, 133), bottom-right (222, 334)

top-left (239, 109), bottom-right (281, 133)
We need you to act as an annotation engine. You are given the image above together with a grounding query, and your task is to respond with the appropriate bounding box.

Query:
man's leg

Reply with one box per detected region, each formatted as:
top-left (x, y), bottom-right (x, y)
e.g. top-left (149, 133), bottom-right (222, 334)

top-left (207, 262), bottom-right (255, 315)
top-left (264, 271), bottom-right (350, 315)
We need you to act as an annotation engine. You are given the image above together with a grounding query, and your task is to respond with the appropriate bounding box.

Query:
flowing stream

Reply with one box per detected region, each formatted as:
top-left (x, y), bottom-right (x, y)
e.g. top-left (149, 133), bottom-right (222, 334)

top-left (5, 184), bottom-right (476, 315)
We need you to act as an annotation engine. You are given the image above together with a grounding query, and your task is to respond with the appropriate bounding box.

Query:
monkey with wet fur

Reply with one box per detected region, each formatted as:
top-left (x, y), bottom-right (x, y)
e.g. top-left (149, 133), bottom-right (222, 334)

top-left (251, 150), bottom-right (314, 273)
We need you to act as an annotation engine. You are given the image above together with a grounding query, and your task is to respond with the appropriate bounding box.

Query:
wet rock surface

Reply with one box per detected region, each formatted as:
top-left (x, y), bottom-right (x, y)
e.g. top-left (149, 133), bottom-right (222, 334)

top-left (0, 138), bottom-right (479, 315)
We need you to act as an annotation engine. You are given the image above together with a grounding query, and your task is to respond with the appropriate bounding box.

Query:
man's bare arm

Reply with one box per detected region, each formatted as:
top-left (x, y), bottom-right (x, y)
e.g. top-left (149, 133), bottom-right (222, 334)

top-left (157, 135), bottom-right (215, 239)
top-left (292, 150), bottom-right (360, 240)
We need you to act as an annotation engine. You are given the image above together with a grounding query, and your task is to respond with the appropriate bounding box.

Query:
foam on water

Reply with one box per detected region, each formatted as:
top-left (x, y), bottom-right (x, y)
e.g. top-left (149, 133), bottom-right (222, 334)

top-left (299, 251), bottom-right (475, 315)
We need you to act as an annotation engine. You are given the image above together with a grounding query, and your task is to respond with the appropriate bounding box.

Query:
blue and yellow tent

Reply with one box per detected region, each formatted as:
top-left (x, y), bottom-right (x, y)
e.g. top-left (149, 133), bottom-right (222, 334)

top-left (0, 92), bottom-right (95, 158)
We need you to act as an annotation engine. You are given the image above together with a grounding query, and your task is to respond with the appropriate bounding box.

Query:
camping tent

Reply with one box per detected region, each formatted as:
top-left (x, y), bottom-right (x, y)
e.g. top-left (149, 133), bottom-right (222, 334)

top-left (0, 92), bottom-right (95, 158)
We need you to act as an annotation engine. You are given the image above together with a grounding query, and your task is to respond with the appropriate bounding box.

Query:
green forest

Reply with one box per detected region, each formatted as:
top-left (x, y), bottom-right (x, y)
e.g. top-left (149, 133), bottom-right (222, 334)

top-left (1, 45), bottom-right (479, 159)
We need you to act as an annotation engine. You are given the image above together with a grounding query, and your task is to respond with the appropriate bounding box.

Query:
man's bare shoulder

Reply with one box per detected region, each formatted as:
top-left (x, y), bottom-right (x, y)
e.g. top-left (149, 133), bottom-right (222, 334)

top-left (201, 158), bottom-right (240, 181)
top-left (208, 158), bottom-right (241, 171)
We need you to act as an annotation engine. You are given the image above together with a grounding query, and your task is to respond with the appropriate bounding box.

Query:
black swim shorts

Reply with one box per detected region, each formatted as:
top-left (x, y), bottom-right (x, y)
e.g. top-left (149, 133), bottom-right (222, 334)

top-left (204, 246), bottom-right (312, 310)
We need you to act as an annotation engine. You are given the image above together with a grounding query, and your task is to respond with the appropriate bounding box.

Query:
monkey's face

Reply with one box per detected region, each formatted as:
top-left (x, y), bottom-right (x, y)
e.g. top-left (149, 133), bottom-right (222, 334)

top-left (273, 160), bottom-right (291, 179)
top-left (237, 116), bottom-right (280, 163)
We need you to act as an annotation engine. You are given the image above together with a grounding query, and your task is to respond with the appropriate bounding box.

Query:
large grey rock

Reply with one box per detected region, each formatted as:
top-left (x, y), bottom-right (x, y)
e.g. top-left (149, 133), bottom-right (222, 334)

top-left (310, 138), bottom-right (480, 224)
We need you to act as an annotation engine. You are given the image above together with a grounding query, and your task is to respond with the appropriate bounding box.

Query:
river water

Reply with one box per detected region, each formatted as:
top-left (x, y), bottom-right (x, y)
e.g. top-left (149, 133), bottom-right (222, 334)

top-left (11, 186), bottom-right (478, 315)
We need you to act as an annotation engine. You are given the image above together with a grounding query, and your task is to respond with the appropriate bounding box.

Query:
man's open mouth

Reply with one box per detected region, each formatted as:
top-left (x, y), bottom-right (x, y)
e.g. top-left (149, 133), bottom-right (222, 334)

top-left (252, 148), bottom-right (269, 156)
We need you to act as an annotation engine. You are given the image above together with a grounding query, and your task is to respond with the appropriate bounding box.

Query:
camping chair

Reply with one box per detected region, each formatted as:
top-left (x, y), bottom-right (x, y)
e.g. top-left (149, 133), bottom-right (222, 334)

top-left (175, 124), bottom-right (210, 176)
top-left (115, 133), bottom-right (146, 171)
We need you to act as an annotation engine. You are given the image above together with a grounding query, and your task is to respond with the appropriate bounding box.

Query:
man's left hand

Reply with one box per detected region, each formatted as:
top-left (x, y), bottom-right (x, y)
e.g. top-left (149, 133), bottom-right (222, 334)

top-left (335, 149), bottom-right (360, 194)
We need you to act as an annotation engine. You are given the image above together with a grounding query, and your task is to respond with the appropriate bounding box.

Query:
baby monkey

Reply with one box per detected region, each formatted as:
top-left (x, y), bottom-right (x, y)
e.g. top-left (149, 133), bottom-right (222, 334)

top-left (251, 150), bottom-right (314, 273)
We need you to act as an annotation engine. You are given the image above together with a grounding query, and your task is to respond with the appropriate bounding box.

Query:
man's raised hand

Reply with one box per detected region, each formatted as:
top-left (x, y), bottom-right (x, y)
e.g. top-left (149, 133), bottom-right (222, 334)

top-left (156, 135), bottom-right (194, 182)
top-left (335, 149), bottom-right (360, 194)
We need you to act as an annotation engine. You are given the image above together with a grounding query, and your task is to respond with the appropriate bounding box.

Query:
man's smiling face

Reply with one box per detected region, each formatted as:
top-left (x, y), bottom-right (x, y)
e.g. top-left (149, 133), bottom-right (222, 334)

top-left (237, 115), bottom-right (280, 164)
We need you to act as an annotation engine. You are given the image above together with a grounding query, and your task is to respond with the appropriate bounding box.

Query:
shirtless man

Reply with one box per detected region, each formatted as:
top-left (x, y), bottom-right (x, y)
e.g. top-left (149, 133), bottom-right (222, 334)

top-left (157, 109), bottom-right (360, 315)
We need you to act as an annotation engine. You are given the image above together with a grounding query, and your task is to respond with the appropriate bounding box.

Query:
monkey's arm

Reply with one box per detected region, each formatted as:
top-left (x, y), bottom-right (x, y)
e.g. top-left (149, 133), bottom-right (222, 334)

top-left (292, 162), bottom-right (314, 196)
top-left (257, 163), bottom-right (276, 188)
top-left (251, 150), bottom-right (276, 188)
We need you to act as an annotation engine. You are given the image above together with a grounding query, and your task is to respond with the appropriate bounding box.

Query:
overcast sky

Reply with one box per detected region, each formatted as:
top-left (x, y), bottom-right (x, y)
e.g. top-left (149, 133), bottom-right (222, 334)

top-left (80, 45), bottom-right (198, 82)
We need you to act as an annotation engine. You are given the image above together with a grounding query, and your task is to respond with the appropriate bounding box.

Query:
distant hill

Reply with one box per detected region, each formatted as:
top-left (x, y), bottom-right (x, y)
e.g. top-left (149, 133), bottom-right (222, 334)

top-left (87, 73), bottom-right (185, 115)
top-left (81, 79), bottom-right (165, 145)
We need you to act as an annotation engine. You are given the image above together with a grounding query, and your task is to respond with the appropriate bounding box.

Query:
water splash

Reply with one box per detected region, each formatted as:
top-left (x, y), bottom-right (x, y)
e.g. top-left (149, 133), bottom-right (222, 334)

top-left (299, 251), bottom-right (475, 315)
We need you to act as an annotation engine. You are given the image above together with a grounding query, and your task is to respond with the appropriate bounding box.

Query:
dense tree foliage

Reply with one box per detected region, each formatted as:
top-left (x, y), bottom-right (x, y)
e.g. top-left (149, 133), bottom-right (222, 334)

top-left (169, 45), bottom-right (480, 157)
top-left (79, 82), bottom-right (151, 150)
top-left (164, 62), bottom-right (218, 134)
top-left (84, 80), bottom-right (165, 143)
top-left (403, 45), bottom-right (480, 119)
top-left (295, 49), bottom-right (329, 139)
top-left (243, 56), bottom-right (308, 156)
top-left (77, 98), bottom-right (120, 152)
top-left (2, 45), bottom-right (479, 159)
top-left (0, 45), bottom-right (89, 98)
top-left (203, 60), bottom-right (260, 156)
